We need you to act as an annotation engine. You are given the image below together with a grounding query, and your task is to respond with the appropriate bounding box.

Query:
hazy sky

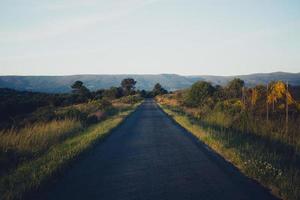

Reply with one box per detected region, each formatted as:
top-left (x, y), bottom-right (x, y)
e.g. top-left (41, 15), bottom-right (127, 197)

top-left (0, 0), bottom-right (299, 75)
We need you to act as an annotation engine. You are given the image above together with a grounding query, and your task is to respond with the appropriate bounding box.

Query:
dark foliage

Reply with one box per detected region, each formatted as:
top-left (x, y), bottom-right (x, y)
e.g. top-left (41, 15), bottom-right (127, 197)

top-left (225, 78), bottom-right (245, 98)
top-left (185, 81), bottom-right (216, 107)
top-left (0, 88), bottom-right (73, 128)
top-left (0, 78), bottom-right (141, 128)
top-left (152, 83), bottom-right (168, 96)
top-left (121, 78), bottom-right (136, 95)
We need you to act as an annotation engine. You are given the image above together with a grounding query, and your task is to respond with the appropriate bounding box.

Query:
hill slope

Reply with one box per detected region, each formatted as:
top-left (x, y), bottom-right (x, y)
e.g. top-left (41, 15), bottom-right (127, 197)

top-left (194, 72), bottom-right (300, 86)
top-left (0, 72), bottom-right (299, 93)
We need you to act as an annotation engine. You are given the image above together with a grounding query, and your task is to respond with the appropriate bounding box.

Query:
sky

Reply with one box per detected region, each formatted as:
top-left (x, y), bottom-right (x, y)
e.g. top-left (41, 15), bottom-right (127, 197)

top-left (0, 0), bottom-right (299, 76)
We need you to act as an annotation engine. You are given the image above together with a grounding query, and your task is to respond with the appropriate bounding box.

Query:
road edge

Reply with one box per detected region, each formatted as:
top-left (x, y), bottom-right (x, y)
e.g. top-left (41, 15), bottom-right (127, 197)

top-left (156, 102), bottom-right (281, 200)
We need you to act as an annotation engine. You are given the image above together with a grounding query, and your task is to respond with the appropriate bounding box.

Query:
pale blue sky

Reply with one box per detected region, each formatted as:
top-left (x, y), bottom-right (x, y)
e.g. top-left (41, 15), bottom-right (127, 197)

top-left (0, 0), bottom-right (299, 75)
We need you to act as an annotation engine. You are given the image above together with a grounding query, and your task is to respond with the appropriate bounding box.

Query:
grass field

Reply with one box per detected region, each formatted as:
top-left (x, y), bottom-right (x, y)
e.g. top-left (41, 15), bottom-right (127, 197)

top-left (0, 119), bottom-right (82, 156)
top-left (0, 103), bottom-right (140, 200)
top-left (158, 103), bottom-right (300, 200)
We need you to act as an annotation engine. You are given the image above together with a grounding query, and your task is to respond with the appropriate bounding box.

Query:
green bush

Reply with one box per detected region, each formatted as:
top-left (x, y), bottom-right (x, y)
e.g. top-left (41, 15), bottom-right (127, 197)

top-left (31, 106), bottom-right (56, 122)
top-left (184, 81), bottom-right (215, 107)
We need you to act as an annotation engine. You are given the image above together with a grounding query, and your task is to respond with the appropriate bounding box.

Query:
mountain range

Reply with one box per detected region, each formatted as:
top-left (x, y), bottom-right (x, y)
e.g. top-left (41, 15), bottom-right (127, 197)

top-left (0, 72), bottom-right (299, 93)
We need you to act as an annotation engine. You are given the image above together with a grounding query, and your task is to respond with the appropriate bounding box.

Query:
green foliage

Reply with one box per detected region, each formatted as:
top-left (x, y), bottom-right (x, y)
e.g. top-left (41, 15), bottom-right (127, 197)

top-left (1, 73), bottom-right (300, 93)
top-left (160, 78), bottom-right (299, 147)
top-left (139, 90), bottom-right (148, 98)
top-left (226, 78), bottom-right (245, 98)
top-left (56, 108), bottom-right (88, 122)
top-left (158, 78), bottom-right (300, 200)
top-left (0, 119), bottom-right (82, 177)
top-left (250, 85), bottom-right (267, 111)
top-left (121, 78), bottom-right (136, 95)
top-left (0, 77), bottom-right (142, 129)
top-left (98, 99), bottom-right (113, 110)
top-left (118, 95), bottom-right (143, 104)
top-left (160, 105), bottom-right (300, 200)
top-left (103, 87), bottom-right (123, 99)
top-left (71, 80), bottom-right (91, 101)
top-left (0, 108), bottom-right (137, 200)
top-left (185, 81), bottom-right (215, 107)
top-left (0, 88), bottom-right (95, 129)
top-left (31, 106), bottom-right (56, 122)
top-left (0, 76), bottom-right (144, 200)
top-left (71, 80), bottom-right (84, 89)
top-left (152, 83), bottom-right (168, 96)
top-left (0, 89), bottom-right (62, 128)
top-left (0, 95), bottom-right (142, 199)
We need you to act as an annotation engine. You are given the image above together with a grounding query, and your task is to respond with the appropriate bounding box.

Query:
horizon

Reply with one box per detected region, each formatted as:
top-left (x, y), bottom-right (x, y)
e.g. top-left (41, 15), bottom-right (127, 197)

top-left (1, 0), bottom-right (300, 75)
top-left (1, 2), bottom-right (300, 198)
top-left (0, 71), bottom-right (299, 77)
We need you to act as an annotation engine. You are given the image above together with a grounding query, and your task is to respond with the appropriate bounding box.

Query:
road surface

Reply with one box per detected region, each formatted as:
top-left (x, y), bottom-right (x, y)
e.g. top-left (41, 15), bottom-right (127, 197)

top-left (39, 99), bottom-right (277, 200)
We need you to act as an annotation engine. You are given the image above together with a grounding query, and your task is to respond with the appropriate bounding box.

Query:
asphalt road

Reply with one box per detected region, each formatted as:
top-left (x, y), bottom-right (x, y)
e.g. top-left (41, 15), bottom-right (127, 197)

top-left (40, 99), bottom-right (278, 200)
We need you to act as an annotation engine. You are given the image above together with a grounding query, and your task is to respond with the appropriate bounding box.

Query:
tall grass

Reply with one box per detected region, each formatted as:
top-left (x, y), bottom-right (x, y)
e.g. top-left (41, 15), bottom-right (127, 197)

top-left (157, 95), bottom-right (300, 150)
top-left (201, 110), bottom-right (300, 150)
top-left (0, 119), bottom-right (82, 154)
top-left (0, 119), bottom-right (82, 178)
top-left (159, 104), bottom-right (300, 200)
top-left (0, 103), bottom-right (140, 200)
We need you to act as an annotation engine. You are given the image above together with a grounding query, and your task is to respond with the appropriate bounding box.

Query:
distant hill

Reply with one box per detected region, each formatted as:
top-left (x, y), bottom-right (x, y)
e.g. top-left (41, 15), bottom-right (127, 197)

top-left (0, 72), bottom-right (299, 93)
top-left (193, 72), bottom-right (300, 87)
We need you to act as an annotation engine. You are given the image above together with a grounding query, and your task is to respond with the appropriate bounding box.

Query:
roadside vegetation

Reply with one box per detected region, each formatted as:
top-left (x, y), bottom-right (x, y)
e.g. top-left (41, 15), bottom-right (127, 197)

top-left (0, 107), bottom-right (138, 200)
top-left (0, 78), bottom-right (145, 200)
top-left (156, 79), bottom-right (300, 200)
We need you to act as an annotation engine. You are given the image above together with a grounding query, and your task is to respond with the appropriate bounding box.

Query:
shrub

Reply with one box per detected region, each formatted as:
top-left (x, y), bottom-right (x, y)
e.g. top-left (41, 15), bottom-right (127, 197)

top-left (98, 99), bottom-right (112, 110)
top-left (185, 81), bottom-right (215, 107)
top-left (86, 115), bottom-right (99, 125)
top-left (56, 108), bottom-right (88, 122)
top-left (118, 95), bottom-right (143, 104)
top-left (29, 106), bottom-right (56, 122)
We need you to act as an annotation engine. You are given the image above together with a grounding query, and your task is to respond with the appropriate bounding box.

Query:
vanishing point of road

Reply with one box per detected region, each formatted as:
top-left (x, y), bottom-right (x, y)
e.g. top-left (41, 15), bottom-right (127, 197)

top-left (40, 99), bottom-right (278, 200)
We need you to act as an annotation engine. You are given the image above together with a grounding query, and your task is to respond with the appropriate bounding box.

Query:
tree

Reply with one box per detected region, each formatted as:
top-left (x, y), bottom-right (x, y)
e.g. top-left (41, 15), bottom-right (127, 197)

top-left (121, 78), bottom-right (137, 95)
top-left (103, 87), bottom-right (123, 99)
top-left (92, 89), bottom-right (105, 100)
top-left (71, 81), bottom-right (90, 94)
top-left (185, 81), bottom-right (215, 107)
top-left (213, 85), bottom-right (226, 100)
top-left (250, 85), bottom-right (267, 114)
top-left (268, 81), bottom-right (283, 112)
top-left (71, 80), bottom-right (90, 99)
top-left (266, 81), bottom-right (296, 137)
top-left (139, 90), bottom-right (148, 98)
top-left (71, 81), bottom-right (83, 90)
top-left (267, 81), bottom-right (294, 112)
top-left (152, 83), bottom-right (168, 96)
top-left (226, 78), bottom-right (245, 98)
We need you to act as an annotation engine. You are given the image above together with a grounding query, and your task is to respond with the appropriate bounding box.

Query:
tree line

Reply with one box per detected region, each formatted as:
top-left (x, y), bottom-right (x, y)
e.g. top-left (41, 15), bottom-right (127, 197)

top-left (185, 78), bottom-right (298, 117)
top-left (166, 78), bottom-right (299, 145)
top-left (0, 78), bottom-right (168, 128)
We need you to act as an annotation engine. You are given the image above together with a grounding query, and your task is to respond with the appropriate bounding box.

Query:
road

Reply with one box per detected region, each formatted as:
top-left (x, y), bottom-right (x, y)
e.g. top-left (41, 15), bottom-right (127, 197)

top-left (39, 99), bottom-right (278, 200)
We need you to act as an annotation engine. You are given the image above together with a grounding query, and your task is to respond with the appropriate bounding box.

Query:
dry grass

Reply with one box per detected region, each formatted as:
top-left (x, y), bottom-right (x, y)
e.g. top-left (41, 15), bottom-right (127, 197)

top-left (55, 100), bottom-right (102, 116)
top-left (0, 119), bottom-right (82, 155)
top-left (0, 103), bottom-right (140, 200)
top-left (159, 103), bottom-right (300, 200)
top-left (112, 101), bottom-right (131, 109)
